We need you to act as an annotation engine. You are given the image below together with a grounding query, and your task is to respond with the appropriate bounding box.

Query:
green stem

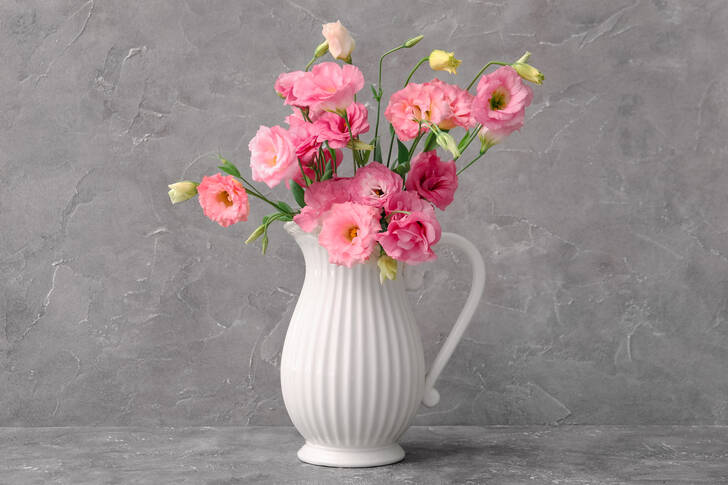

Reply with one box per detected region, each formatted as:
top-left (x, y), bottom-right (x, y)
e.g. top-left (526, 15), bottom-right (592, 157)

top-left (247, 187), bottom-right (291, 214)
top-left (466, 61), bottom-right (509, 91)
top-left (404, 57), bottom-right (429, 86)
top-left (408, 129), bottom-right (424, 159)
top-left (455, 124), bottom-right (482, 160)
top-left (386, 128), bottom-right (396, 167)
top-left (297, 157), bottom-right (310, 187)
top-left (457, 146), bottom-right (490, 175)
top-left (422, 132), bottom-right (438, 152)
top-left (341, 111), bottom-right (361, 172)
top-left (373, 44), bottom-right (407, 158)
top-left (304, 56), bottom-right (316, 72)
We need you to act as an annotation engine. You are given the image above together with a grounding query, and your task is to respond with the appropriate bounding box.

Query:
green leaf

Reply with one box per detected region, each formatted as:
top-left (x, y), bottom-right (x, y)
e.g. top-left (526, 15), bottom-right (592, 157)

top-left (321, 164), bottom-right (333, 181)
top-left (397, 139), bottom-right (409, 165)
top-left (276, 201), bottom-right (294, 215)
top-left (392, 160), bottom-right (410, 178)
top-left (373, 137), bottom-right (382, 163)
top-left (326, 143), bottom-right (338, 173)
top-left (370, 84), bottom-right (381, 101)
top-left (217, 156), bottom-right (242, 179)
top-left (290, 181), bottom-right (306, 208)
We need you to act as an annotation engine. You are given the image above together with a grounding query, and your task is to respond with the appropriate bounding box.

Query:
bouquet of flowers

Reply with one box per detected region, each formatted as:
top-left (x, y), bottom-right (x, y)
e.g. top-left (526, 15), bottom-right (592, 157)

top-left (168, 21), bottom-right (543, 283)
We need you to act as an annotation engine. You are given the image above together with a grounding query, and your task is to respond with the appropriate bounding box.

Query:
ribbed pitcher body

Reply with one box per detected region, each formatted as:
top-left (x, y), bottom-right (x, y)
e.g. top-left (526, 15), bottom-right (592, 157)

top-left (281, 223), bottom-right (425, 466)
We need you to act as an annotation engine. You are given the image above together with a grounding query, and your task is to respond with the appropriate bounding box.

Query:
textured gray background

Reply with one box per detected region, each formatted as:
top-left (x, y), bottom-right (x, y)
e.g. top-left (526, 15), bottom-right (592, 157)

top-left (1, 0), bottom-right (727, 427)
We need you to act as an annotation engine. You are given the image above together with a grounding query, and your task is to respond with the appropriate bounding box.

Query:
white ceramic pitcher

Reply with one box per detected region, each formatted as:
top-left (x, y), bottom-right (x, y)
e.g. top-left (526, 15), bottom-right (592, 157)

top-left (280, 221), bottom-right (486, 467)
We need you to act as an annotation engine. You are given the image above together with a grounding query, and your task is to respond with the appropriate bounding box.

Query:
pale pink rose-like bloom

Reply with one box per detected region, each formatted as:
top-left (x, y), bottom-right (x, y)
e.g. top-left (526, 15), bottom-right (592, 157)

top-left (384, 82), bottom-right (451, 141)
top-left (275, 71), bottom-right (306, 107)
top-left (322, 21), bottom-right (355, 61)
top-left (424, 78), bottom-right (475, 130)
top-left (405, 150), bottom-right (459, 210)
top-left (350, 162), bottom-right (403, 208)
top-left (292, 62), bottom-right (364, 112)
top-left (318, 201), bottom-right (380, 267)
top-left (472, 65), bottom-right (533, 136)
top-left (293, 178), bottom-right (352, 232)
top-left (314, 102), bottom-right (370, 149)
top-left (377, 195), bottom-right (441, 264)
top-left (248, 125), bottom-right (297, 188)
top-left (197, 173), bottom-right (249, 228)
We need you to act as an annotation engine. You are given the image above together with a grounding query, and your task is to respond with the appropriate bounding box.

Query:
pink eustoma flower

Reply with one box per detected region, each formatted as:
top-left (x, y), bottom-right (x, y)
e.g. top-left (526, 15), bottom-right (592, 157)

top-left (293, 178), bottom-right (352, 232)
top-left (424, 78), bottom-right (475, 130)
top-left (406, 151), bottom-right (459, 210)
top-left (383, 190), bottom-right (431, 215)
top-left (377, 196), bottom-right (441, 264)
top-left (351, 162), bottom-right (403, 208)
top-left (275, 71), bottom-right (306, 107)
top-left (318, 202), bottom-right (380, 267)
top-left (197, 173), bottom-right (249, 228)
top-left (314, 102), bottom-right (370, 149)
top-left (292, 62), bottom-right (365, 112)
top-left (384, 82), bottom-right (451, 141)
top-left (249, 125), bottom-right (298, 188)
top-left (471, 65), bottom-right (533, 136)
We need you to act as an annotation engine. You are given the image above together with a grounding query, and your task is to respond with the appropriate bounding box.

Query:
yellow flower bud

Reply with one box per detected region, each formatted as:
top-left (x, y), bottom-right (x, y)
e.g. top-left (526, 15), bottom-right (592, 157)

top-left (377, 255), bottom-right (398, 285)
top-left (429, 50), bottom-right (461, 75)
top-left (511, 52), bottom-right (544, 85)
top-left (167, 181), bottom-right (198, 204)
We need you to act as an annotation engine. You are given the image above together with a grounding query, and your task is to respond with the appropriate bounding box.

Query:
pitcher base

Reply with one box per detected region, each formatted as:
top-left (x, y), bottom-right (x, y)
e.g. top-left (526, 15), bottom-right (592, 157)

top-left (297, 442), bottom-right (405, 467)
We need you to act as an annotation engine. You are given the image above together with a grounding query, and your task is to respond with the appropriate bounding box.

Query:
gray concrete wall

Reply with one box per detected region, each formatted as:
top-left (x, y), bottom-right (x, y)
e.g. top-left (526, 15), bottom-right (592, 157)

top-left (1, 0), bottom-right (727, 426)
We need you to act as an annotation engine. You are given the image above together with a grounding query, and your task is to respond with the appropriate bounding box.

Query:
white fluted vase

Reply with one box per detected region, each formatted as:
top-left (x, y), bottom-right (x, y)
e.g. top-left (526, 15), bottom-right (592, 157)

top-left (281, 221), bottom-right (485, 467)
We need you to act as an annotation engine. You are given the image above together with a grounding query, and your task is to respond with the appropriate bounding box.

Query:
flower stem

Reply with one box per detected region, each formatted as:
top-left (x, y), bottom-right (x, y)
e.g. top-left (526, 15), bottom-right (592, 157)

top-left (304, 56), bottom-right (316, 72)
top-left (466, 61), bottom-right (509, 91)
top-left (455, 124), bottom-right (481, 160)
top-left (457, 146), bottom-right (490, 175)
top-left (373, 44), bottom-right (406, 159)
top-left (341, 111), bottom-right (361, 172)
top-left (297, 157), bottom-right (310, 186)
top-left (408, 128), bottom-right (424, 159)
top-left (404, 57), bottom-right (429, 86)
top-left (386, 128), bottom-right (396, 167)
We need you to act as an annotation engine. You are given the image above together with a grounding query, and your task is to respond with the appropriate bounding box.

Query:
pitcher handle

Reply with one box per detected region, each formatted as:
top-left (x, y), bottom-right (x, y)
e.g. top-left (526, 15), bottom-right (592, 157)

top-left (421, 232), bottom-right (486, 407)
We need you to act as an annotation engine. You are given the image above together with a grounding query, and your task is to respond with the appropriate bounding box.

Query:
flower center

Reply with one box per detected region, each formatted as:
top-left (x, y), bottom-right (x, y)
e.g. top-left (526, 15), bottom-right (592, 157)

top-left (217, 190), bottom-right (234, 207)
top-left (267, 155), bottom-right (278, 167)
top-left (489, 88), bottom-right (509, 111)
top-left (372, 187), bottom-right (384, 197)
top-left (346, 226), bottom-right (359, 241)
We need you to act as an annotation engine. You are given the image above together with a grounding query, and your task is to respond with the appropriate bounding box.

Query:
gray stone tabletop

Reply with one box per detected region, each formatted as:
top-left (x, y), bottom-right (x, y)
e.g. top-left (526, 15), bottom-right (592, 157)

top-left (1, 426), bottom-right (727, 484)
